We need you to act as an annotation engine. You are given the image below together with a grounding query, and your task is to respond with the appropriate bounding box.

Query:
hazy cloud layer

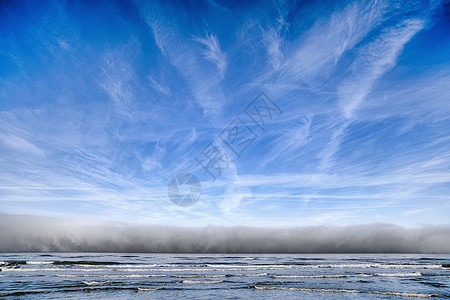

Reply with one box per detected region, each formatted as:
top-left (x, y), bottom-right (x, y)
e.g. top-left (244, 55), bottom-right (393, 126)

top-left (1, 214), bottom-right (449, 253)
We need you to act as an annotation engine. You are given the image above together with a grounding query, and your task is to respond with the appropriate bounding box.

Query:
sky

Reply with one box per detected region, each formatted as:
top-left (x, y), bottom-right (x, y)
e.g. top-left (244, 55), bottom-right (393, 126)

top-left (0, 0), bottom-right (449, 227)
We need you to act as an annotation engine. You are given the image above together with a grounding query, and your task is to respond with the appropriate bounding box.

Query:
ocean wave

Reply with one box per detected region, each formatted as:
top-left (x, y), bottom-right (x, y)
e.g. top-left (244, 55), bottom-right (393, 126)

top-left (416, 280), bottom-right (448, 288)
top-left (115, 267), bottom-right (279, 272)
top-left (1, 260), bottom-right (27, 266)
top-left (53, 260), bottom-right (122, 266)
top-left (374, 272), bottom-right (422, 277)
top-left (208, 256), bottom-right (256, 260)
top-left (26, 261), bottom-right (54, 265)
top-left (173, 274), bottom-right (228, 278)
top-left (183, 280), bottom-right (223, 284)
top-left (300, 264), bottom-right (442, 269)
top-left (137, 287), bottom-right (162, 291)
top-left (0, 286), bottom-right (136, 297)
top-left (1, 265), bottom-right (442, 274)
top-left (97, 264), bottom-right (158, 268)
top-left (237, 273), bottom-right (267, 277)
top-left (206, 264), bottom-right (290, 268)
top-left (82, 281), bottom-right (111, 285)
top-left (1, 266), bottom-right (245, 273)
top-left (0, 267), bottom-right (115, 272)
top-left (1, 268), bottom-right (62, 272)
top-left (199, 263), bottom-right (444, 270)
top-left (273, 272), bottom-right (423, 279)
top-left (0, 290), bottom-right (48, 297)
top-left (61, 264), bottom-right (159, 269)
top-left (0, 260), bottom-right (131, 267)
top-left (253, 286), bottom-right (437, 298)
top-left (57, 274), bottom-right (166, 278)
top-left (273, 274), bottom-right (350, 279)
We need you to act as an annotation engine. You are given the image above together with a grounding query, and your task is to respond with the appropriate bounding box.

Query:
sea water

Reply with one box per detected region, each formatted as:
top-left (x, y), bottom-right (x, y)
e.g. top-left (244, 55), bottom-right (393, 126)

top-left (0, 253), bottom-right (449, 299)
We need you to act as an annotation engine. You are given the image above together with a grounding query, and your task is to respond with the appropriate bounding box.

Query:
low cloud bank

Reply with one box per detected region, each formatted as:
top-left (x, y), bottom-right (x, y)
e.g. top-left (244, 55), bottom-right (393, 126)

top-left (1, 214), bottom-right (449, 253)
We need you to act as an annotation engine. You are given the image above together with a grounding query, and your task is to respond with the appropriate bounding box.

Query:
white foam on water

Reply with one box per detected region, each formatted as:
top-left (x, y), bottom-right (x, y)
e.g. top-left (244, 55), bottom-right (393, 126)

top-left (26, 261), bottom-right (53, 265)
top-left (183, 280), bottom-right (223, 284)
top-left (374, 272), bottom-right (422, 277)
top-left (103, 274), bottom-right (166, 278)
top-left (5, 267), bottom-right (265, 272)
top-left (253, 286), bottom-right (436, 298)
top-left (173, 274), bottom-right (227, 278)
top-left (206, 264), bottom-right (290, 269)
top-left (0, 268), bottom-right (62, 272)
top-left (137, 287), bottom-right (162, 291)
top-left (133, 267), bottom-right (278, 272)
top-left (82, 281), bottom-right (110, 285)
top-left (56, 274), bottom-right (166, 278)
top-left (273, 274), bottom-right (349, 278)
top-left (68, 268), bottom-right (121, 272)
top-left (310, 264), bottom-right (442, 269)
top-left (201, 263), bottom-right (442, 270)
top-left (237, 273), bottom-right (267, 277)
top-left (273, 272), bottom-right (423, 279)
top-left (80, 264), bottom-right (158, 268)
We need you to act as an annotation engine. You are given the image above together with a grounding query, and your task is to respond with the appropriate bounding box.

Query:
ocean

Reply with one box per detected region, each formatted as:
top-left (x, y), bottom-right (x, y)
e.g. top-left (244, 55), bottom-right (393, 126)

top-left (0, 253), bottom-right (449, 299)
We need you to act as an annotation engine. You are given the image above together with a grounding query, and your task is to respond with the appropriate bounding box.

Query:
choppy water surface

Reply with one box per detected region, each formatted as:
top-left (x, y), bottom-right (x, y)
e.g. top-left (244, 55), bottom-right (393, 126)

top-left (0, 254), bottom-right (449, 299)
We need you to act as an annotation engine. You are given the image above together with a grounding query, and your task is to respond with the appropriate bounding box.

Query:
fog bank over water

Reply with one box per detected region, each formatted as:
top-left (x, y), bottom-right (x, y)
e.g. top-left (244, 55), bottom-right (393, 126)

top-left (1, 214), bottom-right (449, 253)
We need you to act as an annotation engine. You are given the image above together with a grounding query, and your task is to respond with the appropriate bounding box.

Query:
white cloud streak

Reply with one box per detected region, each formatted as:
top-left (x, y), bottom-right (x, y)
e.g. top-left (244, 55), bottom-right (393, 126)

top-left (338, 19), bottom-right (425, 119)
top-left (193, 33), bottom-right (227, 77)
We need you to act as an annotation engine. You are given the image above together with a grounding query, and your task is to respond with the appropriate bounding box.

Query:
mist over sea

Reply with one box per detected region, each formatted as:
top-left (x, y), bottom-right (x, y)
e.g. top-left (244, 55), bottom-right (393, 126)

top-left (1, 253), bottom-right (449, 299)
top-left (2, 214), bottom-right (450, 253)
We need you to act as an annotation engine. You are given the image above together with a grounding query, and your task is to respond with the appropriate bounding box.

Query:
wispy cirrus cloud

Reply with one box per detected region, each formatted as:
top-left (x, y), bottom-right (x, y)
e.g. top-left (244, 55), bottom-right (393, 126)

top-left (193, 33), bottom-right (227, 77)
top-left (319, 18), bottom-right (426, 171)
top-left (0, 0), bottom-right (448, 226)
top-left (277, 0), bottom-right (387, 84)
top-left (338, 19), bottom-right (425, 119)
top-left (136, 1), bottom-right (227, 117)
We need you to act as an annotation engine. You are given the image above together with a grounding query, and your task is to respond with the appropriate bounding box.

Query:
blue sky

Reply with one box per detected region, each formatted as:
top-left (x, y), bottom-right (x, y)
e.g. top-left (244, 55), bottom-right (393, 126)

top-left (0, 0), bottom-right (449, 226)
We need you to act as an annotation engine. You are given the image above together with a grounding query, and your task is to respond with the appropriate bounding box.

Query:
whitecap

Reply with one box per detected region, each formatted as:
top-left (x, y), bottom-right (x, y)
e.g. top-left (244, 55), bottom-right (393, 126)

top-left (173, 274), bottom-right (227, 278)
top-left (374, 272), bottom-right (422, 277)
top-left (183, 280), bottom-right (223, 284)
top-left (82, 281), bottom-right (110, 285)
top-left (253, 286), bottom-right (435, 298)
top-left (206, 264), bottom-right (289, 269)
top-left (273, 273), bottom-right (422, 279)
top-left (273, 274), bottom-right (349, 279)
top-left (237, 273), bottom-right (267, 277)
top-left (26, 261), bottom-right (53, 265)
top-left (57, 274), bottom-right (166, 278)
top-left (137, 287), bottom-right (162, 291)
top-left (311, 264), bottom-right (442, 269)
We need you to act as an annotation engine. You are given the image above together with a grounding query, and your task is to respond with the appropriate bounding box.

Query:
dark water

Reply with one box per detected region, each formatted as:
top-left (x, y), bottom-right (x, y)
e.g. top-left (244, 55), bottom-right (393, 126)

top-left (0, 253), bottom-right (449, 299)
